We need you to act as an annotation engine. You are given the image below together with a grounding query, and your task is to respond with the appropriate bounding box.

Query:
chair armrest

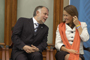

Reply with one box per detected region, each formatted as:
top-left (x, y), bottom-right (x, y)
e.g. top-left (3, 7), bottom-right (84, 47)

top-left (0, 43), bottom-right (5, 46)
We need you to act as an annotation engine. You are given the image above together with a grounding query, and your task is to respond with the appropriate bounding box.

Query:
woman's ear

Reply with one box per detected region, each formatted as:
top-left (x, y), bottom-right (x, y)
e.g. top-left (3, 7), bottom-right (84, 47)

top-left (72, 16), bottom-right (75, 20)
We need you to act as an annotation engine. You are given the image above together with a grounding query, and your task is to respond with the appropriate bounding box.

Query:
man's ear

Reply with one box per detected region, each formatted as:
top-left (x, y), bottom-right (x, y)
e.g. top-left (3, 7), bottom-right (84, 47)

top-left (36, 10), bottom-right (39, 15)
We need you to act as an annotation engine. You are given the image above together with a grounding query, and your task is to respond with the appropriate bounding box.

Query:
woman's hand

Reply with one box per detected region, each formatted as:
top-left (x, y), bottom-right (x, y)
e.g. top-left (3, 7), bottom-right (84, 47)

top-left (67, 49), bottom-right (79, 54)
top-left (61, 46), bottom-right (79, 54)
top-left (73, 16), bottom-right (79, 26)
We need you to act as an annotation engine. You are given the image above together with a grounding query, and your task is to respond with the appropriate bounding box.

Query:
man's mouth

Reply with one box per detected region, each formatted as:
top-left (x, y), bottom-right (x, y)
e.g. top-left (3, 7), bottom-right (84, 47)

top-left (43, 18), bottom-right (46, 21)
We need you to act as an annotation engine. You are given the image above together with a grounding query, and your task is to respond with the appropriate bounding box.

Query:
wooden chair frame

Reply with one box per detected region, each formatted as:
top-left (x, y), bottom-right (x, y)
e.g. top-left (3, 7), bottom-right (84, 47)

top-left (0, 43), bottom-right (5, 60)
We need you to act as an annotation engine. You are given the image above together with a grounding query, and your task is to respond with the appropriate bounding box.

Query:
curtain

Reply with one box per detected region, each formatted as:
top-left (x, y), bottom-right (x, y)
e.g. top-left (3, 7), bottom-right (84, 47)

top-left (70, 0), bottom-right (90, 60)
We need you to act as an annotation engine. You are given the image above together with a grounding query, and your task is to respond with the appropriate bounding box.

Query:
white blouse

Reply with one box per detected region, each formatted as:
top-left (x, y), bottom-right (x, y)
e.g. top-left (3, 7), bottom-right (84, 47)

top-left (55, 22), bottom-right (89, 54)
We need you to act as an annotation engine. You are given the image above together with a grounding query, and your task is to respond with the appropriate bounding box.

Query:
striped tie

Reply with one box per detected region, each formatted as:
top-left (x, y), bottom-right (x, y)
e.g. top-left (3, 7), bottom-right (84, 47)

top-left (34, 23), bottom-right (39, 32)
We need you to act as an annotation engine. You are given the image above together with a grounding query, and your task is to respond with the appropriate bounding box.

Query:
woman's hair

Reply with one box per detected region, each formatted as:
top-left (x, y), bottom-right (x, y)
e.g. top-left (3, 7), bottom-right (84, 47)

top-left (64, 5), bottom-right (78, 18)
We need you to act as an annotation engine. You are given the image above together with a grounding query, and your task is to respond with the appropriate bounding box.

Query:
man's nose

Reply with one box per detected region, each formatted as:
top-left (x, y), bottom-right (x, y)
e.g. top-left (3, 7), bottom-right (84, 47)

top-left (46, 15), bottom-right (48, 18)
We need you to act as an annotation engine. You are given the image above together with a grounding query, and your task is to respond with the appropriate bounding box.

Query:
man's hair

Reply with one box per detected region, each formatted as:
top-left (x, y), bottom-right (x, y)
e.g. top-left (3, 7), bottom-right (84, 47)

top-left (33, 6), bottom-right (49, 17)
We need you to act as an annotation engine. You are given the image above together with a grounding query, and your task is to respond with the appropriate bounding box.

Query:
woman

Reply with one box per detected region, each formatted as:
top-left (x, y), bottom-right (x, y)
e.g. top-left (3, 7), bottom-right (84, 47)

top-left (55, 5), bottom-right (89, 60)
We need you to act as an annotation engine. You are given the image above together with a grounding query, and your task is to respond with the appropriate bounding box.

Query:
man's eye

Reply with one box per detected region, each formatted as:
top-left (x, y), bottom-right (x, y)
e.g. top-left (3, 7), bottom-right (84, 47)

top-left (44, 13), bottom-right (47, 15)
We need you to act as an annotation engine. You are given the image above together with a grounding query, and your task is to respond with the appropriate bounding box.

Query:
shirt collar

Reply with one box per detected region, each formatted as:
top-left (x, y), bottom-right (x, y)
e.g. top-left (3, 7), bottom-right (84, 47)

top-left (33, 17), bottom-right (38, 24)
top-left (65, 23), bottom-right (76, 31)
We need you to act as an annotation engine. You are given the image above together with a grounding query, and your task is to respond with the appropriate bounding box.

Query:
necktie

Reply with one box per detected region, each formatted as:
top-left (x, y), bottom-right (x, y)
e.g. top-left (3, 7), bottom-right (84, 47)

top-left (34, 23), bottom-right (39, 32)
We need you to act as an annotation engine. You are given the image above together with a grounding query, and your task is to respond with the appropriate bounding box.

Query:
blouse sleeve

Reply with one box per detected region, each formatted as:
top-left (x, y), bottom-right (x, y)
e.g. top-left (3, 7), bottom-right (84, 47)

top-left (55, 25), bottom-right (65, 51)
top-left (80, 22), bottom-right (89, 42)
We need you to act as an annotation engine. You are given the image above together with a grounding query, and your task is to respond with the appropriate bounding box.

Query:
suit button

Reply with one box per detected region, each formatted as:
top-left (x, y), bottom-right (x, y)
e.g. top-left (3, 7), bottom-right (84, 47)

top-left (71, 36), bottom-right (73, 38)
top-left (71, 31), bottom-right (73, 33)
top-left (34, 34), bottom-right (36, 36)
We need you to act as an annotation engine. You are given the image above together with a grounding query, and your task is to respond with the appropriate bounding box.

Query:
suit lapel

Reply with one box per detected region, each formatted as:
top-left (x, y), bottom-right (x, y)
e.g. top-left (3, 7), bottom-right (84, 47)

top-left (35, 24), bottom-right (44, 35)
top-left (29, 18), bottom-right (45, 35)
top-left (29, 18), bottom-right (34, 33)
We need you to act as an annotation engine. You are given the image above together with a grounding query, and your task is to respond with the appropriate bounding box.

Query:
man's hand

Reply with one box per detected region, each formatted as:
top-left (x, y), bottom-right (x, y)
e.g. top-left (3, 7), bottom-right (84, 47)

top-left (23, 45), bottom-right (35, 53)
top-left (31, 45), bottom-right (39, 52)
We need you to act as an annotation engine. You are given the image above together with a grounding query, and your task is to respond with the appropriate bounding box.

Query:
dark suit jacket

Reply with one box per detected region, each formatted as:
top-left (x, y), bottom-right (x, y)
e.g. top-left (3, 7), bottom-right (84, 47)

top-left (11, 17), bottom-right (49, 60)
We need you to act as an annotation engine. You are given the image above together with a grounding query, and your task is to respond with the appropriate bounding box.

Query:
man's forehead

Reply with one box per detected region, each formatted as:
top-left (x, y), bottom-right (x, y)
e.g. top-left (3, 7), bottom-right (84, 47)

top-left (41, 7), bottom-right (48, 12)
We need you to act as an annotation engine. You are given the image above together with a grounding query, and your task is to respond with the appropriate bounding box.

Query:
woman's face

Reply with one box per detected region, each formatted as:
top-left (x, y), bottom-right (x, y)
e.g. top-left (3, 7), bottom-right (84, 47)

top-left (63, 10), bottom-right (73, 24)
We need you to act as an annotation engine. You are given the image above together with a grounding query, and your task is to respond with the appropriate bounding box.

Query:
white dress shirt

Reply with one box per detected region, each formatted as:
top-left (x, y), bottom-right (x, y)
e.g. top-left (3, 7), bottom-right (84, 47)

top-left (55, 22), bottom-right (89, 54)
top-left (33, 17), bottom-right (39, 29)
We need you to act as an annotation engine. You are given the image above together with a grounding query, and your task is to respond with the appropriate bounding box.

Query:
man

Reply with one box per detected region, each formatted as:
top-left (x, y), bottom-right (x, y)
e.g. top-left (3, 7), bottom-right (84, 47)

top-left (11, 6), bottom-right (49, 60)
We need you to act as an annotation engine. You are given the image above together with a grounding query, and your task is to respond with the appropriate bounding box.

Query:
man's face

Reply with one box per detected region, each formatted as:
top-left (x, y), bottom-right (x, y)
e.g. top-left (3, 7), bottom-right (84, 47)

top-left (36, 7), bottom-right (49, 24)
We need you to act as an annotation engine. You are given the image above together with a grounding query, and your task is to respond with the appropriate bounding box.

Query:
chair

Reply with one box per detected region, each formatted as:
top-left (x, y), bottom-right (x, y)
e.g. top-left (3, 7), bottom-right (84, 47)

top-left (5, 43), bottom-right (50, 60)
top-left (0, 43), bottom-right (5, 60)
top-left (50, 45), bottom-right (90, 60)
